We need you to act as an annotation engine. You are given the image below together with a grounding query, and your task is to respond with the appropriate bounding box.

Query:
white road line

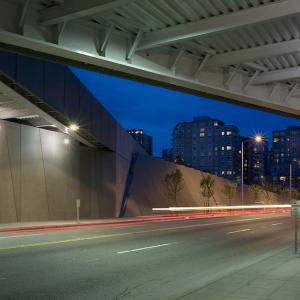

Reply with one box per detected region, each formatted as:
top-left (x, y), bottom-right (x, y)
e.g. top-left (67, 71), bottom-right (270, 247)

top-left (227, 229), bottom-right (251, 235)
top-left (272, 223), bottom-right (283, 226)
top-left (0, 233), bottom-right (43, 239)
top-left (117, 243), bottom-right (172, 254)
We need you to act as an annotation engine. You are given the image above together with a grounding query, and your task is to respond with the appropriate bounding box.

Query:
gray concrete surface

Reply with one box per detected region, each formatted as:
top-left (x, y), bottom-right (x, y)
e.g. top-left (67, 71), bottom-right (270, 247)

top-left (126, 156), bottom-right (284, 216)
top-left (0, 119), bottom-right (118, 222)
top-left (0, 212), bottom-right (298, 299)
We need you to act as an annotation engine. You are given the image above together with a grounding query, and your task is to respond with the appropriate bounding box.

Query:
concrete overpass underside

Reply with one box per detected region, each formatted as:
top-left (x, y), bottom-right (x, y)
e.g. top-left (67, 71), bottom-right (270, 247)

top-left (1, 0), bottom-right (300, 117)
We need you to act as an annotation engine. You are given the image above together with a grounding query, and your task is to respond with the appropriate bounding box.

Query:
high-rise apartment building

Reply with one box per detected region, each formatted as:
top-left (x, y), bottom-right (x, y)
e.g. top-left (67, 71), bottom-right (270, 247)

top-left (271, 126), bottom-right (300, 189)
top-left (127, 129), bottom-right (153, 156)
top-left (247, 139), bottom-right (269, 185)
top-left (172, 116), bottom-right (242, 180)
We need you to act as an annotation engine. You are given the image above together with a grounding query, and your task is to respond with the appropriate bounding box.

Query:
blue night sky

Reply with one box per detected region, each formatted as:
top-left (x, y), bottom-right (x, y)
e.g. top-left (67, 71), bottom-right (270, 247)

top-left (71, 67), bottom-right (300, 157)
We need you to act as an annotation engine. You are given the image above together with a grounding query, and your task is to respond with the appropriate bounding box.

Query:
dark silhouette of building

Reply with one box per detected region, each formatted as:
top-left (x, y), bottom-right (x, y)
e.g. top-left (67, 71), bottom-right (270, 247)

top-left (162, 148), bottom-right (173, 161)
top-left (128, 129), bottom-right (153, 156)
top-left (247, 139), bottom-right (269, 185)
top-left (271, 126), bottom-right (300, 189)
top-left (172, 116), bottom-right (242, 180)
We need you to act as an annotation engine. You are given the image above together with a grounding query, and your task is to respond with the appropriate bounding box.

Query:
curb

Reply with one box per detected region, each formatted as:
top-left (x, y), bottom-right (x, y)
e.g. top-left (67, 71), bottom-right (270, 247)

top-left (0, 218), bottom-right (158, 233)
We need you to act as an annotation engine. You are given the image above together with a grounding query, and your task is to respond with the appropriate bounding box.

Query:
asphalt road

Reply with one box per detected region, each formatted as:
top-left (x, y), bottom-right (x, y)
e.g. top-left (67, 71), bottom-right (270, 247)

top-left (0, 213), bottom-right (294, 300)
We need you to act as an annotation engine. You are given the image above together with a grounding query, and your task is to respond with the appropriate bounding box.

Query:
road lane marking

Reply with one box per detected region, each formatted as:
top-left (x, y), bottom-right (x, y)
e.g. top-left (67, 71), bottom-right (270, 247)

top-left (0, 233), bottom-right (43, 239)
top-left (227, 229), bottom-right (251, 235)
top-left (272, 223), bottom-right (283, 226)
top-left (0, 216), bottom-right (283, 251)
top-left (117, 243), bottom-right (172, 254)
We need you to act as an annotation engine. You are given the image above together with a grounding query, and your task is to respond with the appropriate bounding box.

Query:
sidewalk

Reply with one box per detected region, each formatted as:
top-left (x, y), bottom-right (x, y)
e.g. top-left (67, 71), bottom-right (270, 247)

top-left (0, 210), bottom-right (289, 233)
top-left (0, 216), bottom-right (169, 233)
top-left (181, 246), bottom-right (300, 300)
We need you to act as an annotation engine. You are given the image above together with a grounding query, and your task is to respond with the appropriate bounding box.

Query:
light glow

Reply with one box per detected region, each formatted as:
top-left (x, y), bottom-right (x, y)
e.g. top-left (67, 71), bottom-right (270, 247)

top-left (254, 134), bottom-right (263, 143)
top-left (69, 124), bottom-right (79, 131)
top-left (152, 204), bottom-right (291, 212)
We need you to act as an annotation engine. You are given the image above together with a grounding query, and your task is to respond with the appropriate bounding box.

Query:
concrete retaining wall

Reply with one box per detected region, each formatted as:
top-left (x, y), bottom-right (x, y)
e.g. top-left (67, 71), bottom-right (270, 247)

top-left (0, 120), bottom-right (119, 222)
top-left (126, 156), bottom-right (282, 216)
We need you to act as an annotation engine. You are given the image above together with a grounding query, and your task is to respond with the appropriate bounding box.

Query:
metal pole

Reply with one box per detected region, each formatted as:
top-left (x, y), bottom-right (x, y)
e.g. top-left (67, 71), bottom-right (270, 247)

top-left (76, 206), bottom-right (79, 224)
top-left (290, 163), bottom-right (292, 203)
top-left (241, 141), bottom-right (244, 206)
top-left (295, 215), bottom-right (298, 254)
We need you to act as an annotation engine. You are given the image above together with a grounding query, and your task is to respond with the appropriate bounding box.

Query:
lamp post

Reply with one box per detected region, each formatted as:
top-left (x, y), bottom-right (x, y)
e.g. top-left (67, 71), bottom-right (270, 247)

top-left (241, 134), bottom-right (264, 205)
top-left (290, 162), bottom-right (292, 202)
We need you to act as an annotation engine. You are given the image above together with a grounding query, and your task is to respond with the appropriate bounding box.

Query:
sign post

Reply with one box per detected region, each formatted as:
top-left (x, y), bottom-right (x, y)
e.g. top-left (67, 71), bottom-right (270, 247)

top-left (291, 201), bottom-right (300, 254)
top-left (76, 199), bottom-right (80, 224)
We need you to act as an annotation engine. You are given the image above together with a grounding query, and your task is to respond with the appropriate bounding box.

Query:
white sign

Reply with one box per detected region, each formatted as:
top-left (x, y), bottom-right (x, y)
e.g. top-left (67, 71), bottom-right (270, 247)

top-left (76, 199), bottom-right (80, 208)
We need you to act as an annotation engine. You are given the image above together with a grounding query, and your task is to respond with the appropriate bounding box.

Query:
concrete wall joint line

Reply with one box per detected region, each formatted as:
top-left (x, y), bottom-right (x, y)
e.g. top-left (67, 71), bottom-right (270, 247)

top-left (4, 123), bottom-right (18, 221)
top-left (39, 129), bottom-right (51, 220)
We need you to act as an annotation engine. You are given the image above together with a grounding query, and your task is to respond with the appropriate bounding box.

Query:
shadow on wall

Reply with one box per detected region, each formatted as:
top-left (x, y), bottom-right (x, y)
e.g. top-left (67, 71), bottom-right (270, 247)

top-left (125, 155), bottom-right (285, 217)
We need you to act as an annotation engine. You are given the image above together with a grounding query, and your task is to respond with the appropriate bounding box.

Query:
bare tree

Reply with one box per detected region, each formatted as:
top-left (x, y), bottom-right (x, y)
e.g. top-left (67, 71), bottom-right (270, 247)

top-left (251, 184), bottom-right (262, 203)
top-left (222, 181), bottom-right (237, 206)
top-left (200, 174), bottom-right (215, 206)
top-left (162, 169), bottom-right (184, 206)
top-left (262, 183), bottom-right (273, 204)
top-left (291, 188), bottom-right (299, 203)
top-left (276, 186), bottom-right (290, 203)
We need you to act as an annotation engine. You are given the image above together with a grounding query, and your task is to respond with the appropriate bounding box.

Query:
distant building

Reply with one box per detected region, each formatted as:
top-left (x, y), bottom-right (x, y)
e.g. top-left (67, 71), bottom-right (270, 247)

top-left (172, 116), bottom-right (242, 180)
top-left (241, 137), bottom-right (249, 185)
top-left (247, 139), bottom-right (269, 185)
top-left (128, 129), bottom-right (153, 156)
top-left (271, 126), bottom-right (300, 189)
top-left (162, 148), bottom-right (173, 161)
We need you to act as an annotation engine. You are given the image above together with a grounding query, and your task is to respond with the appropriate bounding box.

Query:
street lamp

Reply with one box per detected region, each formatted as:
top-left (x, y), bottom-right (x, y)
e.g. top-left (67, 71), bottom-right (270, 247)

top-left (241, 134), bottom-right (264, 205)
top-left (69, 123), bottom-right (79, 131)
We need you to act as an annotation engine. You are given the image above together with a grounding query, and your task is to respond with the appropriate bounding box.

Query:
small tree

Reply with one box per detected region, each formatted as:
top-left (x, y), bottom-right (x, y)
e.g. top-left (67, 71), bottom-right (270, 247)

top-left (222, 181), bottom-right (237, 206)
top-left (276, 186), bottom-right (290, 203)
top-left (251, 184), bottom-right (262, 203)
top-left (200, 174), bottom-right (215, 206)
top-left (291, 188), bottom-right (299, 203)
top-left (162, 169), bottom-right (184, 206)
top-left (262, 183), bottom-right (273, 204)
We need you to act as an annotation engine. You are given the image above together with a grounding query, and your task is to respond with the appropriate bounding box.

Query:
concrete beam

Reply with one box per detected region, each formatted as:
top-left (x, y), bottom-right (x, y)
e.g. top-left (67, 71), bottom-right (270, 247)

top-left (137, 0), bottom-right (300, 51)
top-left (1, 30), bottom-right (300, 118)
top-left (206, 39), bottom-right (300, 67)
top-left (254, 66), bottom-right (300, 85)
top-left (40, 0), bottom-right (133, 26)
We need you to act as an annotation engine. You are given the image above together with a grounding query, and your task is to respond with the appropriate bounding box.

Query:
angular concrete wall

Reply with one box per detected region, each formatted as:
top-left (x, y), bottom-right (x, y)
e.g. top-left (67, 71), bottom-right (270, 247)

top-left (0, 120), bottom-right (119, 222)
top-left (126, 156), bottom-right (282, 216)
top-left (0, 50), bottom-right (117, 151)
top-left (0, 51), bottom-right (148, 222)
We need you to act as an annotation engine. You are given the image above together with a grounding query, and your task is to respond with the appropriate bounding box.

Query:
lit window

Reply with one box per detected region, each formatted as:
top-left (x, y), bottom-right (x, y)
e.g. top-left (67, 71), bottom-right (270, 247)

top-left (226, 131), bottom-right (232, 136)
top-left (200, 128), bottom-right (205, 132)
top-left (221, 171), bottom-right (225, 175)
top-left (221, 146), bottom-right (225, 150)
top-left (280, 176), bottom-right (286, 181)
top-left (214, 122), bottom-right (218, 126)
top-left (273, 138), bottom-right (279, 143)
top-left (227, 171), bottom-right (232, 175)
top-left (200, 133), bottom-right (205, 137)
top-left (226, 146), bottom-right (232, 150)
top-left (221, 131), bottom-right (225, 136)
